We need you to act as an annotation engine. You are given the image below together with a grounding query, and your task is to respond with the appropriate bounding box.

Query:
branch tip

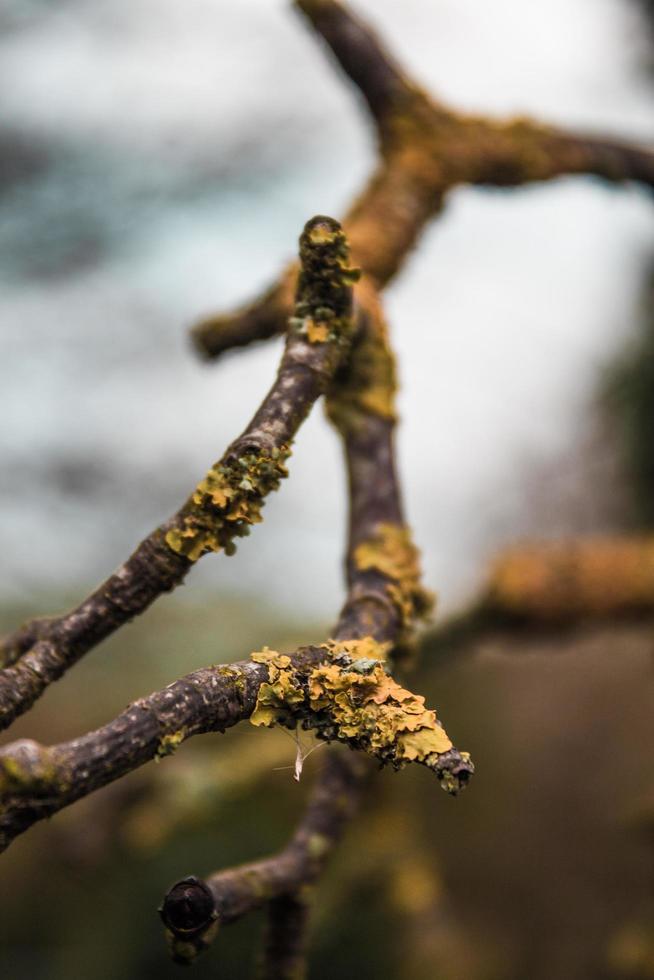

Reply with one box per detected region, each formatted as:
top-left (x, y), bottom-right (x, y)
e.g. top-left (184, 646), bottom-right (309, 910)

top-left (160, 876), bottom-right (218, 938)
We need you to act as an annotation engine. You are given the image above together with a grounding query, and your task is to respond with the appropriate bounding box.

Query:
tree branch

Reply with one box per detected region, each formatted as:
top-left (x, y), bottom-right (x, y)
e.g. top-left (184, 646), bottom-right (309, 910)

top-left (293, 0), bottom-right (421, 135)
top-left (191, 0), bottom-right (653, 361)
top-left (159, 285), bottom-right (472, 968)
top-left (0, 215), bottom-right (358, 730)
top-left (0, 314), bottom-right (472, 851)
top-left (160, 751), bottom-right (367, 966)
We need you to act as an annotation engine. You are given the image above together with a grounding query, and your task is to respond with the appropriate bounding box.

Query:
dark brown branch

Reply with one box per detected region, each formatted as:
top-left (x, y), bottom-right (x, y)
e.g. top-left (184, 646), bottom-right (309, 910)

top-left (191, 0), bottom-right (653, 361)
top-left (0, 648), bottom-right (316, 852)
top-left (160, 751), bottom-right (367, 965)
top-left (160, 289), bottom-right (472, 968)
top-left (294, 0), bottom-right (420, 134)
top-left (260, 892), bottom-right (311, 980)
top-left (0, 215), bottom-right (358, 731)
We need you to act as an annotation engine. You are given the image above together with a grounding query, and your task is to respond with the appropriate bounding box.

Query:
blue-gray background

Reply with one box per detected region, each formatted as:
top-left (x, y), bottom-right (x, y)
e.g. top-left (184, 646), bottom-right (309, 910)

top-left (2, 0), bottom-right (652, 618)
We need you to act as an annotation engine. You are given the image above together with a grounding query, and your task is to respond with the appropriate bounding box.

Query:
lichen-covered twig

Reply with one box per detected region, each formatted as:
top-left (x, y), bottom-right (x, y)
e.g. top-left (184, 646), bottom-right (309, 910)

top-left (160, 287), bottom-right (471, 974)
top-left (0, 216), bottom-right (358, 730)
top-left (0, 306), bottom-right (471, 851)
top-left (192, 0), bottom-right (654, 360)
top-left (0, 637), bottom-right (469, 852)
top-left (0, 652), bottom-right (287, 852)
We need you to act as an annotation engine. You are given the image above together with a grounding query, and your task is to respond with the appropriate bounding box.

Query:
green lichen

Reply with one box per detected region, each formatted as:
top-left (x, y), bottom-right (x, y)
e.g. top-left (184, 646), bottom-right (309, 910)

top-left (165, 447), bottom-right (291, 561)
top-left (156, 730), bottom-right (185, 761)
top-left (0, 740), bottom-right (61, 797)
top-left (165, 919), bottom-right (219, 966)
top-left (307, 833), bottom-right (330, 859)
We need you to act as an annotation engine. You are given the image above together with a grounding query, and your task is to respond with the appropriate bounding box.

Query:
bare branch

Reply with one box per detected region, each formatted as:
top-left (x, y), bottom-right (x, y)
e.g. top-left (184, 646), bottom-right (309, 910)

top-left (294, 0), bottom-right (421, 135)
top-left (0, 215), bottom-right (358, 730)
top-left (191, 270), bottom-right (295, 360)
top-left (160, 751), bottom-right (367, 965)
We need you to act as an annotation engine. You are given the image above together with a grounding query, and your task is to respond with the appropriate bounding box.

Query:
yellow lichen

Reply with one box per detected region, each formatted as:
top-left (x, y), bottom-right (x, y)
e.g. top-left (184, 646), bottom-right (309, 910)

top-left (156, 730), bottom-right (186, 761)
top-left (326, 289), bottom-right (397, 434)
top-left (165, 448), bottom-right (291, 561)
top-left (249, 642), bottom-right (454, 770)
top-left (250, 648), bottom-right (304, 728)
top-left (354, 522), bottom-right (435, 628)
top-left (308, 660), bottom-right (452, 763)
top-left (305, 319), bottom-right (330, 343)
top-left (322, 636), bottom-right (391, 662)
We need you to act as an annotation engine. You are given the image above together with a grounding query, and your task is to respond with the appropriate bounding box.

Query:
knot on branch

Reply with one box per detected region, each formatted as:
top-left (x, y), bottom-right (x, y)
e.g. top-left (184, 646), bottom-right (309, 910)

top-left (249, 641), bottom-right (472, 794)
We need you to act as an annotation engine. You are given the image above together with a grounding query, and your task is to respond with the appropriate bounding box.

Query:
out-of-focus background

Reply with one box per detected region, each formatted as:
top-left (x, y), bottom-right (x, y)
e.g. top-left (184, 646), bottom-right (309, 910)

top-left (1, 1), bottom-right (653, 978)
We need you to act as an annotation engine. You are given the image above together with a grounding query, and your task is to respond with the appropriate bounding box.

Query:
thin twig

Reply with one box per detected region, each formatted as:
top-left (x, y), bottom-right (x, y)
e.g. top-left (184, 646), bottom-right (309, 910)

top-left (0, 216), bottom-right (358, 730)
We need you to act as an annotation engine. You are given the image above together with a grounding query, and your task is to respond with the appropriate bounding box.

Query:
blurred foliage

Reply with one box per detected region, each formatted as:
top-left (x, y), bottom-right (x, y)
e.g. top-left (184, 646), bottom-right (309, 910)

top-left (1, 597), bottom-right (653, 979)
top-left (603, 267), bottom-right (654, 528)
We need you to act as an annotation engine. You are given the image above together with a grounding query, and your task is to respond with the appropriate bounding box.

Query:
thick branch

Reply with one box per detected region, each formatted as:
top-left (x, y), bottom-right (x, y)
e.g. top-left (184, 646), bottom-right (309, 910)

top-left (0, 215), bottom-right (357, 730)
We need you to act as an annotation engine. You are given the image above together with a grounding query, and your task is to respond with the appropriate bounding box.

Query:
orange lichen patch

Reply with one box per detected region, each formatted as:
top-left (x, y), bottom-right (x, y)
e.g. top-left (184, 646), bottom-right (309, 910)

top-left (165, 448), bottom-right (291, 561)
top-left (305, 319), bottom-right (330, 343)
top-left (322, 637), bottom-right (391, 662)
top-left (249, 642), bottom-right (455, 773)
top-left (488, 536), bottom-right (654, 620)
top-left (307, 659), bottom-right (452, 764)
top-left (354, 522), bottom-right (434, 627)
top-left (249, 648), bottom-right (302, 728)
top-left (325, 278), bottom-right (397, 434)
